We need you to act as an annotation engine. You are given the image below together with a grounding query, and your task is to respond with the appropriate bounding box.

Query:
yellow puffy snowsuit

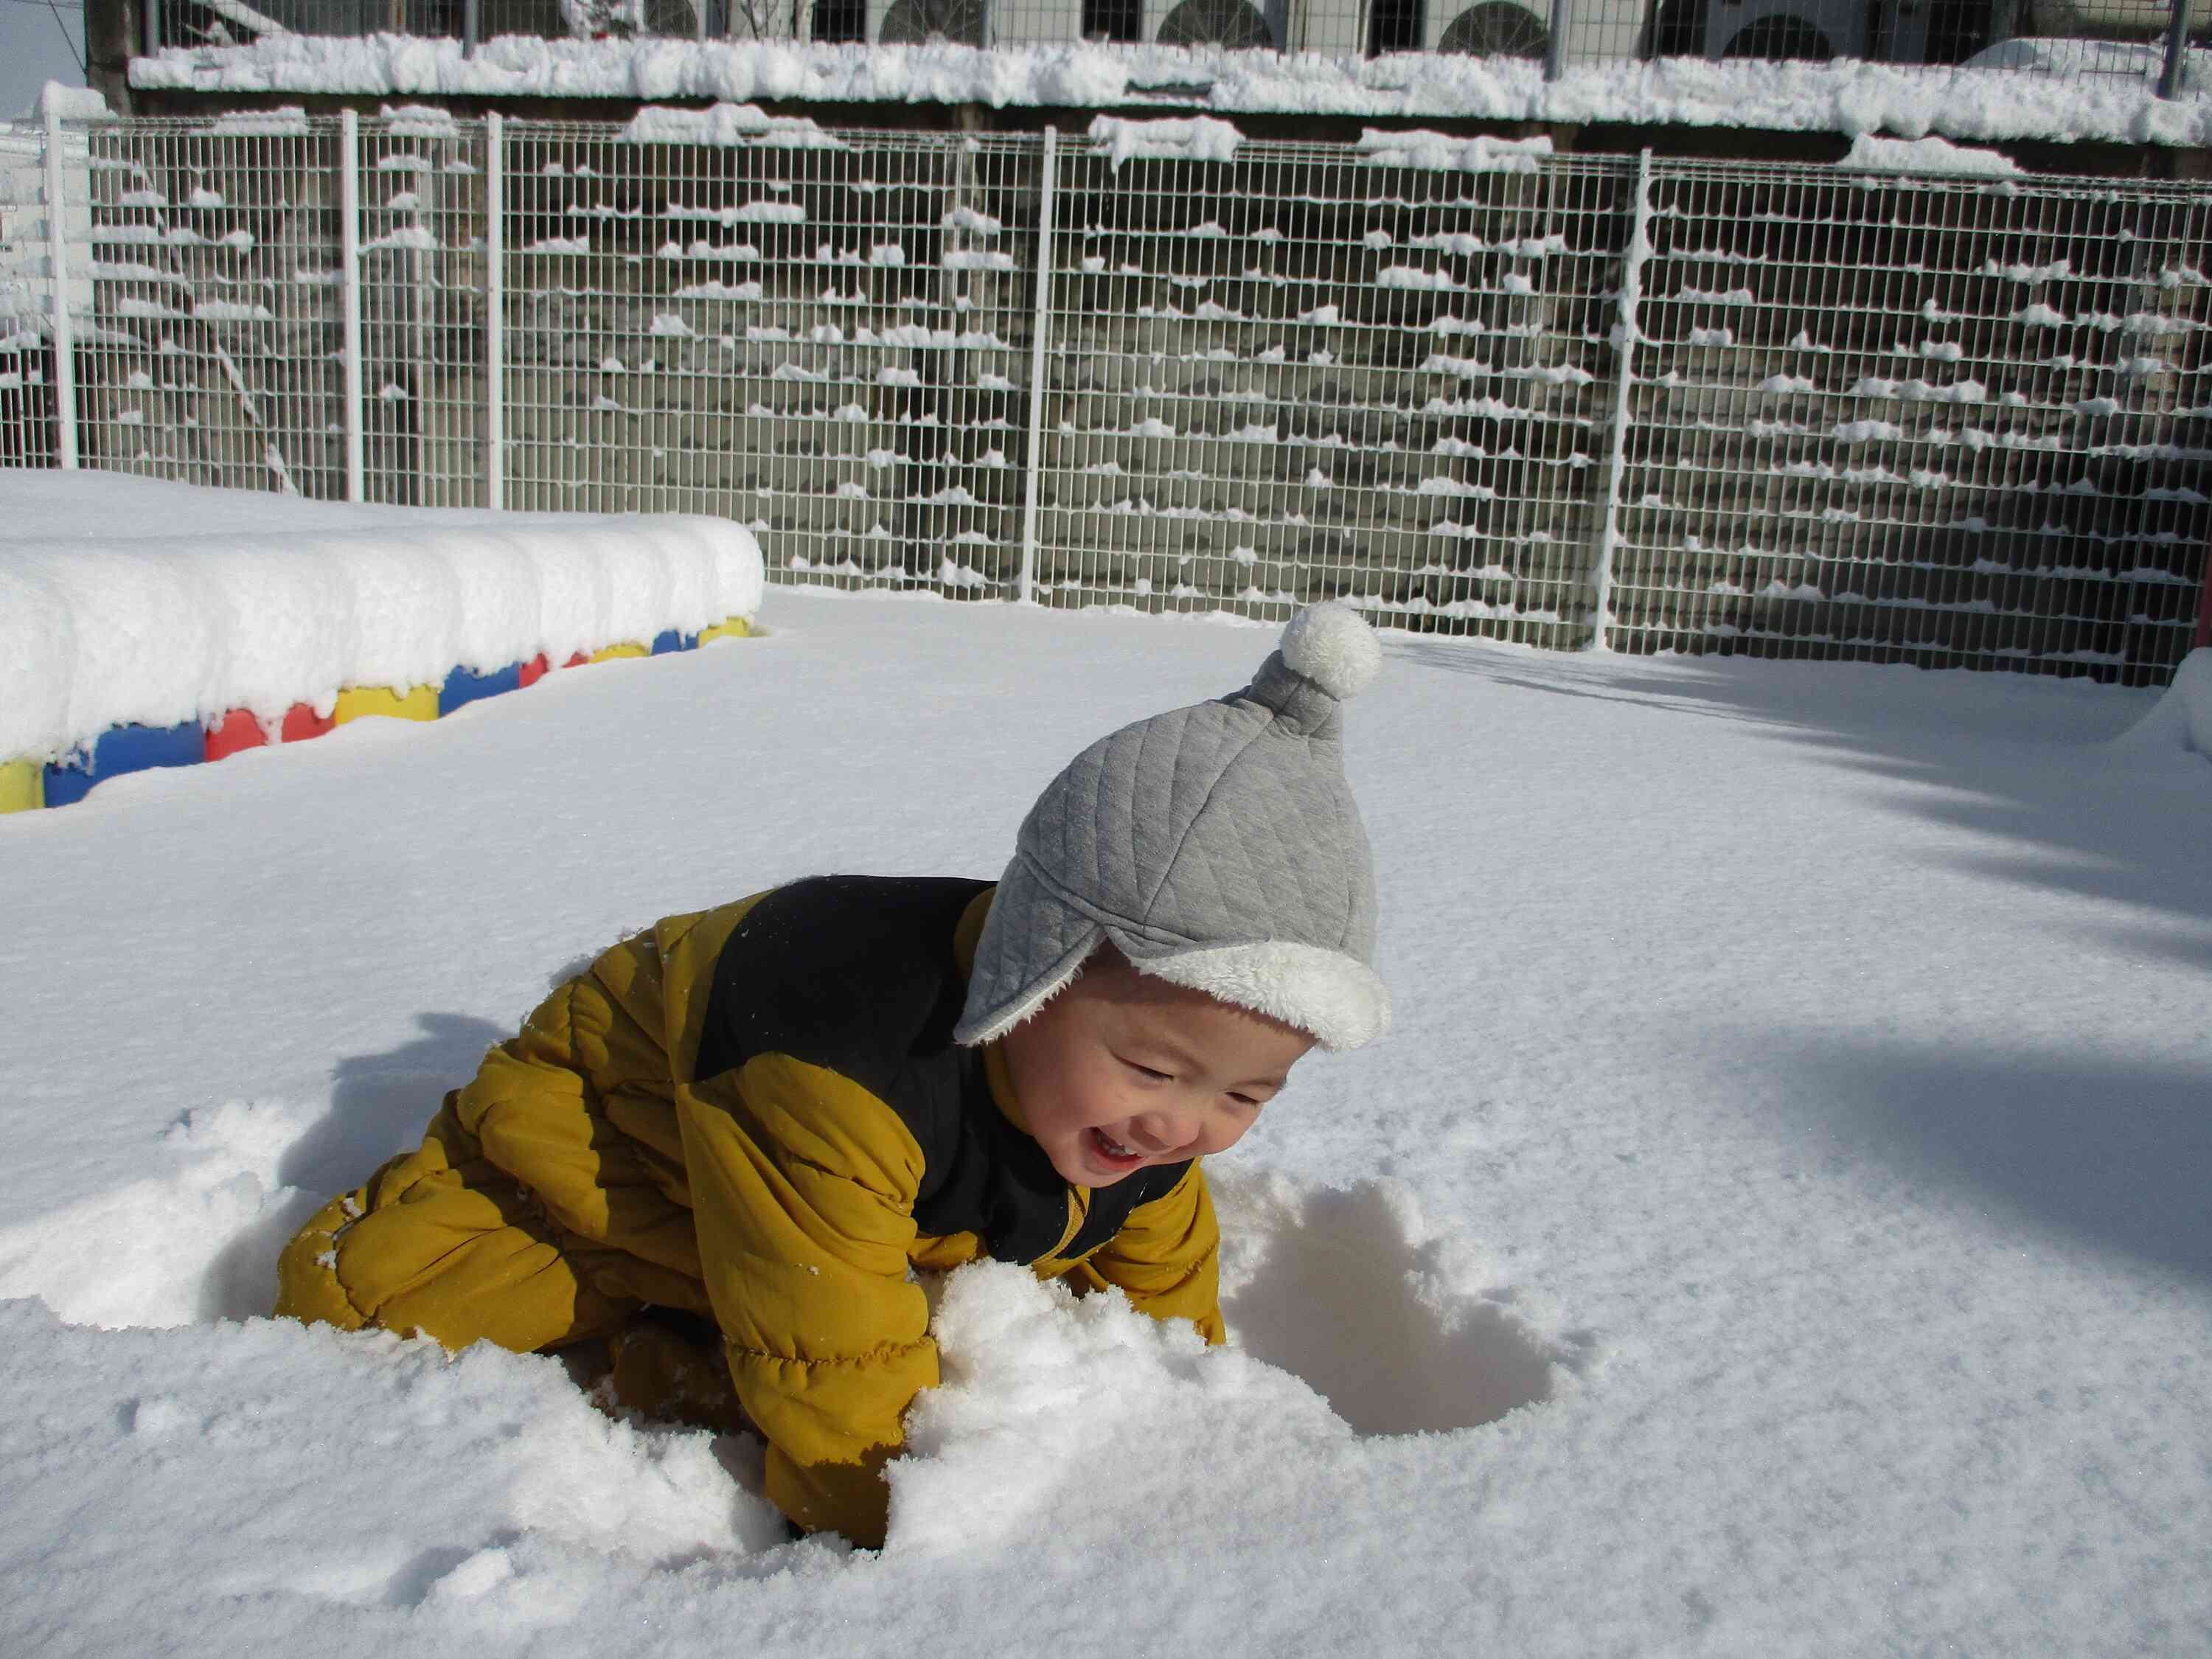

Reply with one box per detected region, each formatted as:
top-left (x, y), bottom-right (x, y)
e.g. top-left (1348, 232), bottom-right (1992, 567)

top-left (276, 875), bottom-right (1221, 1549)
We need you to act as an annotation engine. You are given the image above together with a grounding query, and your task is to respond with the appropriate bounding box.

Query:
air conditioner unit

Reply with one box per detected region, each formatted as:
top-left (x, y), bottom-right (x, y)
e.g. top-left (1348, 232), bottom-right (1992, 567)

top-left (1153, 0), bottom-right (1277, 44)
top-left (1299, 0), bottom-right (1550, 58)
top-left (1425, 0), bottom-right (1549, 54)
top-left (1296, 0), bottom-right (1365, 53)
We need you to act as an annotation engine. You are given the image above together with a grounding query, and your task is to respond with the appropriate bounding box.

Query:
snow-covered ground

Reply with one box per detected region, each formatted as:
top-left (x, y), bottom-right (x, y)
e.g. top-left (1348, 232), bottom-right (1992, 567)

top-left (2, 518), bottom-right (2210, 1652)
top-left (128, 35), bottom-right (2212, 148)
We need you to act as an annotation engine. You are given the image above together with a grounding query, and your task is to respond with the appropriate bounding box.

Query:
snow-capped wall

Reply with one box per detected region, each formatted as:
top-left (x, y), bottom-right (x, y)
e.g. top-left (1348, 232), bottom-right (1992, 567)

top-left (128, 35), bottom-right (2212, 150)
top-left (0, 470), bottom-right (765, 765)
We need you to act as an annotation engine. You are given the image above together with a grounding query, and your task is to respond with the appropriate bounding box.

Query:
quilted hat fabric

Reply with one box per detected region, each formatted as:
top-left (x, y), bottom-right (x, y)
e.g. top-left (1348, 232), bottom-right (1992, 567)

top-left (956, 602), bottom-right (1388, 1051)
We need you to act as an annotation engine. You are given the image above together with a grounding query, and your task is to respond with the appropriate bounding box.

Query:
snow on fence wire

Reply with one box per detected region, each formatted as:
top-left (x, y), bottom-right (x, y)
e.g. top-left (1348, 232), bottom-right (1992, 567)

top-left (13, 108), bottom-right (2211, 684)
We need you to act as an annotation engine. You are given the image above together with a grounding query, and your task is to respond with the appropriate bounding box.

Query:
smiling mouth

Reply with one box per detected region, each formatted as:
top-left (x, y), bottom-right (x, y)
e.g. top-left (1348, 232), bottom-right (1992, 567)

top-left (1088, 1127), bottom-right (1143, 1167)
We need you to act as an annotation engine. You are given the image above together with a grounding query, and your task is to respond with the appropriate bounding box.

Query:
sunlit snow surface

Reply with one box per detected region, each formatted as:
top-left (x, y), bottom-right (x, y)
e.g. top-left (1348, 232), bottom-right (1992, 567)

top-left (3, 557), bottom-right (2210, 1655)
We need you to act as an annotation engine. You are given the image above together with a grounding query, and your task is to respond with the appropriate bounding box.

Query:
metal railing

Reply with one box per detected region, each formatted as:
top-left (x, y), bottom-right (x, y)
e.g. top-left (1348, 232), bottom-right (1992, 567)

top-left (7, 108), bottom-right (2208, 684)
top-left (142, 0), bottom-right (2212, 94)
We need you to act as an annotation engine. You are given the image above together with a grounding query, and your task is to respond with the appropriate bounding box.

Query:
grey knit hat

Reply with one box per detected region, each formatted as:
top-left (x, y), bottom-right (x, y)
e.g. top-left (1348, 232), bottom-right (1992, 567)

top-left (956, 602), bottom-right (1388, 1052)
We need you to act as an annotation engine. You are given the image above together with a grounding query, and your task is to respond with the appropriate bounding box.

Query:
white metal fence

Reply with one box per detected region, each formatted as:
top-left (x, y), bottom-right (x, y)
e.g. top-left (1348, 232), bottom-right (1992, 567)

top-left (7, 108), bottom-right (2208, 684)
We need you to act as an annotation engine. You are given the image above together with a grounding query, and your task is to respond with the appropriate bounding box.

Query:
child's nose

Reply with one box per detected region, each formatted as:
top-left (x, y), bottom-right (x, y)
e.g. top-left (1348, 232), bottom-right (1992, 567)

top-left (1130, 1110), bottom-right (1202, 1153)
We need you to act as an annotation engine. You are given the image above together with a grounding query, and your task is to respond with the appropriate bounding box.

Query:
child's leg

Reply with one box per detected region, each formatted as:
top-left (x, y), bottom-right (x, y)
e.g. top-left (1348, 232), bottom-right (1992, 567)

top-left (277, 1096), bottom-right (639, 1354)
top-left (601, 1309), bottom-right (754, 1435)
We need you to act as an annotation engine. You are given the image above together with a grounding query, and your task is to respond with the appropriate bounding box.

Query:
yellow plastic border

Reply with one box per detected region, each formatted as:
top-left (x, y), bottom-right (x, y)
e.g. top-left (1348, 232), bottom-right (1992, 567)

top-left (331, 684), bottom-right (439, 726)
top-left (0, 759), bottom-right (43, 815)
top-left (588, 641), bottom-right (650, 663)
top-left (699, 617), bottom-right (753, 644)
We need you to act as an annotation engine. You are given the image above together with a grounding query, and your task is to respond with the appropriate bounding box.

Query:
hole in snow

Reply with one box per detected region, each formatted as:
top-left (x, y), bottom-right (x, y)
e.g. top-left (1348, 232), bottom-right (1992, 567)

top-left (1214, 1173), bottom-right (1568, 1436)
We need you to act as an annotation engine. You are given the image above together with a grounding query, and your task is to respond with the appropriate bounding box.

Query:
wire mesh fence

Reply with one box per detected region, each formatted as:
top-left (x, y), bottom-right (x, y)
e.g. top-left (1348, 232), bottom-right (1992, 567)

top-left (73, 114), bottom-right (349, 495)
top-left (144, 0), bottom-right (2212, 93)
top-left (0, 128), bottom-right (55, 471)
top-left (1029, 133), bottom-right (1627, 642)
top-left (1615, 159), bottom-right (2212, 669)
top-left (11, 108), bottom-right (2209, 684)
top-left (495, 116), bottom-right (1040, 571)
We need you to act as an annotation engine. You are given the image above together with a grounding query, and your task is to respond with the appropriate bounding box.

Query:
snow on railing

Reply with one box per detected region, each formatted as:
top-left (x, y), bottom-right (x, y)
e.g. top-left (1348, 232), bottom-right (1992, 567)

top-left (10, 108), bottom-right (2210, 686)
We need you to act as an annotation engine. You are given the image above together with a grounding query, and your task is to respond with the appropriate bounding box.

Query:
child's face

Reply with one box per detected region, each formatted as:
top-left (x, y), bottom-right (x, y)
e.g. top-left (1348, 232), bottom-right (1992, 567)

top-left (1001, 948), bottom-right (1315, 1189)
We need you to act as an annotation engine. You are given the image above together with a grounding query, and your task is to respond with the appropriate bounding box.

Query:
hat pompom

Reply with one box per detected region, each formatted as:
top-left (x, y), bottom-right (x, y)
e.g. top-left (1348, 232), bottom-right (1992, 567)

top-left (1281, 602), bottom-right (1380, 700)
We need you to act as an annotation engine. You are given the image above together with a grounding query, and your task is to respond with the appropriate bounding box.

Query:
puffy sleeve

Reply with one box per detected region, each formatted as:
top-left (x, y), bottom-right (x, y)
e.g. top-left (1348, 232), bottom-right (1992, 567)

top-left (1085, 1162), bottom-right (1225, 1346)
top-left (676, 1052), bottom-right (936, 1550)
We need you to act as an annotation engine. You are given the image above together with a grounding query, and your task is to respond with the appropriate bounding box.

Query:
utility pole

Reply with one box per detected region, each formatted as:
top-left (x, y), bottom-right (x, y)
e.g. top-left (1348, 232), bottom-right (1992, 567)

top-left (81, 0), bottom-right (139, 115)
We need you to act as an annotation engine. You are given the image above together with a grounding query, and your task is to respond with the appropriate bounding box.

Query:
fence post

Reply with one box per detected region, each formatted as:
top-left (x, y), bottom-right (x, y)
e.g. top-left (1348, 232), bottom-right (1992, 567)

top-left (144, 0), bottom-right (162, 55)
top-left (2195, 543), bottom-right (2211, 650)
top-left (43, 102), bottom-right (77, 470)
top-left (1017, 125), bottom-right (1059, 608)
top-left (2160, 0), bottom-right (2195, 99)
top-left (1545, 0), bottom-right (1571, 82)
top-left (465, 0), bottom-right (481, 55)
top-left (340, 108), bottom-right (366, 504)
top-left (1590, 147), bottom-right (1652, 653)
top-left (484, 111), bottom-right (504, 512)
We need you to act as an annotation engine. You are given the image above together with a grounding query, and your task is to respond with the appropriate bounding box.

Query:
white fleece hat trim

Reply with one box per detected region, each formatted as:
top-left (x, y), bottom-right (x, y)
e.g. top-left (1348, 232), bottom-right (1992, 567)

top-left (1113, 936), bottom-right (1391, 1053)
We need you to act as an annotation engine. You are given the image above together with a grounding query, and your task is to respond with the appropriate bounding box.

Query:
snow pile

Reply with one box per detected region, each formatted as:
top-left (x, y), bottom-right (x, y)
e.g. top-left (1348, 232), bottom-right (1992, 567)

top-left (125, 36), bottom-right (2212, 147)
top-left (32, 83), bottom-right (111, 122)
top-left (1838, 133), bottom-right (2023, 176)
top-left (0, 1099), bottom-right (323, 1327)
top-left (1354, 128), bottom-right (1554, 171)
top-left (621, 102), bottom-right (847, 147)
top-left (2118, 644), bottom-right (2212, 759)
top-left (891, 1262), bottom-right (1344, 1553)
top-left (0, 471), bottom-right (763, 765)
top-left (1085, 113), bottom-right (1244, 169)
top-left (209, 105), bottom-right (313, 133)
top-left (894, 1175), bottom-right (1562, 1554)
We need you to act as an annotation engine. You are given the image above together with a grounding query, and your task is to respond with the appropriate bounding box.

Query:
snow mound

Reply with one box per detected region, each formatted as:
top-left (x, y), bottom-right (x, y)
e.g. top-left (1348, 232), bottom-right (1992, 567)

top-left (891, 1260), bottom-right (1346, 1554)
top-left (1086, 114), bottom-right (1242, 169)
top-left (0, 471), bottom-right (764, 766)
top-left (2115, 645), bottom-right (2212, 759)
top-left (1839, 134), bottom-right (2021, 178)
top-left (622, 102), bottom-right (846, 148)
top-left (0, 1099), bottom-right (324, 1328)
top-left (892, 1175), bottom-right (1572, 1555)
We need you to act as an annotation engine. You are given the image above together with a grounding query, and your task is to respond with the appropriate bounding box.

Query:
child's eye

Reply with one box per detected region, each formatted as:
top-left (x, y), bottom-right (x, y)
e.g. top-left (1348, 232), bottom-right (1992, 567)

top-left (1228, 1093), bottom-right (1265, 1110)
top-left (1119, 1058), bottom-right (1172, 1082)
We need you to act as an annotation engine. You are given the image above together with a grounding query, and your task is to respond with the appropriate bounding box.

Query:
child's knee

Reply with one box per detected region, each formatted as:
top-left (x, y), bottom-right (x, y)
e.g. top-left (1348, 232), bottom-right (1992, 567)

top-left (274, 1144), bottom-right (630, 1355)
top-left (274, 1186), bottom-right (375, 1332)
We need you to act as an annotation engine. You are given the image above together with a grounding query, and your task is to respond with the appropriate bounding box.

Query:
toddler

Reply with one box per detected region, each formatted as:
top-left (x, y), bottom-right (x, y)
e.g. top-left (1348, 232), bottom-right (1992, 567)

top-left (276, 601), bottom-right (1388, 1548)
